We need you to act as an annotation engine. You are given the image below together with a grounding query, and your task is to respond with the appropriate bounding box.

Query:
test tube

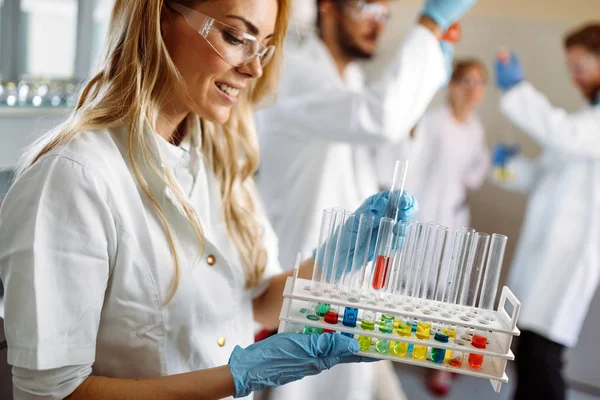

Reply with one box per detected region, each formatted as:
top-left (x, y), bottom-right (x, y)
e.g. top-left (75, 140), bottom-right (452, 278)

top-left (478, 234), bottom-right (508, 320)
top-left (418, 225), bottom-right (449, 310)
top-left (403, 222), bottom-right (434, 310)
top-left (345, 213), bottom-right (375, 303)
top-left (370, 217), bottom-right (396, 292)
top-left (399, 222), bottom-right (425, 310)
top-left (329, 212), bottom-right (356, 298)
top-left (386, 159), bottom-right (409, 221)
top-left (437, 229), bottom-right (471, 315)
top-left (382, 220), bottom-right (414, 305)
top-left (310, 209), bottom-right (335, 296)
top-left (459, 232), bottom-right (490, 316)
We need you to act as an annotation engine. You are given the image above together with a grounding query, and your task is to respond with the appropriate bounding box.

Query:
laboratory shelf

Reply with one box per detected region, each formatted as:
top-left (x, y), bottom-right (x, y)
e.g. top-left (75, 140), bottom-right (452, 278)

top-left (279, 275), bottom-right (521, 394)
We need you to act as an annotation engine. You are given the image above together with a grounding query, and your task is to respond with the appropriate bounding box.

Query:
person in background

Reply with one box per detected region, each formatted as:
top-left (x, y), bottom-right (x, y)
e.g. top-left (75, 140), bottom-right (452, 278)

top-left (492, 23), bottom-right (600, 400)
top-left (380, 59), bottom-right (490, 237)
top-left (256, 0), bottom-right (477, 399)
top-left (0, 1), bottom-right (392, 399)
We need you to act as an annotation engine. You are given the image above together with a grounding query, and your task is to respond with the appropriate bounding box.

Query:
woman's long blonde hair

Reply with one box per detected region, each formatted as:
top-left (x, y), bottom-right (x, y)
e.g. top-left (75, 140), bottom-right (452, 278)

top-left (18, 0), bottom-right (290, 303)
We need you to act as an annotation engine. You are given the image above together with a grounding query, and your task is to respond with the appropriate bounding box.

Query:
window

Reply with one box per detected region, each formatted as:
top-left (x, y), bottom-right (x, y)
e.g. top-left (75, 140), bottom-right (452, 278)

top-left (20, 0), bottom-right (78, 79)
top-left (91, 0), bottom-right (114, 71)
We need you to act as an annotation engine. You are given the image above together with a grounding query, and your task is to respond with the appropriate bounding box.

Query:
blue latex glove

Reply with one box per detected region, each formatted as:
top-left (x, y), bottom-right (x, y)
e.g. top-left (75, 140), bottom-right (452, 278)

top-left (228, 333), bottom-right (367, 398)
top-left (313, 191), bottom-right (419, 281)
top-left (422, 0), bottom-right (477, 31)
top-left (440, 41), bottom-right (455, 87)
top-left (492, 143), bottom-right (520, 167)
top-left (495, 52), bottom-right (525, 91)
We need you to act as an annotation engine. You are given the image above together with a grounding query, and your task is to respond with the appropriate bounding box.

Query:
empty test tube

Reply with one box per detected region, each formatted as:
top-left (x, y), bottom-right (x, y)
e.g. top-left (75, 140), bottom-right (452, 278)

top-left (329, 212), bottom-right (356, 297)
top-left (310, 209), bottom-right (336, 296)
top-left (459, 232), bottom-right (490, 315)
top-left (403, 222), bottom-right (434, 310)
top-left (386, 159), bottom-right (409, 221)
top-left (382, 220), bottom-right (414, 305)
top-left (418, 225), bottom-right (449, 310)
top-left (478, 234), bottom-right (508, 320)
top-left (345, 213), bottom-right (375, 303)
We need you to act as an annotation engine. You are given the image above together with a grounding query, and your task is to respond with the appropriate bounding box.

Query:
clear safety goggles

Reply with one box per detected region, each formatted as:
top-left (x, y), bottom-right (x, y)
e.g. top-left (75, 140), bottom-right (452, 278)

top-left (568, 54), bottom-right (600, 77)
top-left (169, 2), bottom-right (276, 67)
top-left (346, 0), bottom-right (391, 23)
top-left (457, 77), bottom-right (486, 88)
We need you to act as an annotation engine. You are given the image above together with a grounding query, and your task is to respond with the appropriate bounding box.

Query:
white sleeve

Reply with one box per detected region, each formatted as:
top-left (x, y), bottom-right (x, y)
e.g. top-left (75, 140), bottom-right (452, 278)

top-left (12, 365), bottom-right (91, 400)
top-left (0, 155), bottom-right (114, 375)
top-left (267, 26), bottom-right (446, 146)
top-left (501, 82), bottom-right (600, 158)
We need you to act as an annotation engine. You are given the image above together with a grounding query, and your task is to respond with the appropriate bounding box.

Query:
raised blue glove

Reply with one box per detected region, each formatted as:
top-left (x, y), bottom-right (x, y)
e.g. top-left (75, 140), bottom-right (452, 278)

top-left (492, 143), bottom-right (520, 167)
top-left (422, 0), bottom-right (477, 31)
top-left (440, 41), bottom-right (455, 87)
top-left (495, 52), bottom-right (525, 91)
top-left (228, 333), bottom-right (366, 398)
top-left (313, 191), bottom-right (419, 282)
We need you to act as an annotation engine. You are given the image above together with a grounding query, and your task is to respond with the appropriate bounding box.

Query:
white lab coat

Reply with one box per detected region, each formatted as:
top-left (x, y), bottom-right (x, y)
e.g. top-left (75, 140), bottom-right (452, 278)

top-left (497, 82), bottom-right (600, 347)
top-left (376, 105), bottom-right (490, 234)
top-left (0, 119), bottom-right (282, 399)
top-left (256, 26), bottom-right (445, 400)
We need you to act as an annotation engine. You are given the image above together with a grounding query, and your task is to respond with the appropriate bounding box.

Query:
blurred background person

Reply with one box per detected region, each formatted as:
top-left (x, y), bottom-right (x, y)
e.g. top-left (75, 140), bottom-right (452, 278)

top-left (378, 59), bottom-right (490, 239)
top-left (255, 0), bottom-right (477, 399)
top-left (492, 23), bottom-right (600, 400)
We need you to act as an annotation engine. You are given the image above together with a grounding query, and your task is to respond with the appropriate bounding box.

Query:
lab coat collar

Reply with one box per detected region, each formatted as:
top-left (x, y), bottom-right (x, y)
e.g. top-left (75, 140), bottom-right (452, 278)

top-left (110, 118), bottom-right (203, 241)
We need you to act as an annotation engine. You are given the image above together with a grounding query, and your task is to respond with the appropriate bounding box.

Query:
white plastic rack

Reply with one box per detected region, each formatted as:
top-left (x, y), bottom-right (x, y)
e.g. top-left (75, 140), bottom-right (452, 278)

top-left (278, 274), bottom-right (521, 393)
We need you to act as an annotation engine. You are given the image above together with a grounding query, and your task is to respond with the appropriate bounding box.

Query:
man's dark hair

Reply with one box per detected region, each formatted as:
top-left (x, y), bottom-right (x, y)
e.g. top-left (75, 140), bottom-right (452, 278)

top-left (316, 0), bottom-right (347, 34)
top-left (565, 24), bottom-right (600, 55)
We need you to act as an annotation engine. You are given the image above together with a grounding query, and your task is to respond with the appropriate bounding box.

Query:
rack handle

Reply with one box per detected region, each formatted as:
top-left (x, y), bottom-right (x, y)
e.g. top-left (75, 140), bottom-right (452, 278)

top-left (498, 286), bottom-right (521, 332)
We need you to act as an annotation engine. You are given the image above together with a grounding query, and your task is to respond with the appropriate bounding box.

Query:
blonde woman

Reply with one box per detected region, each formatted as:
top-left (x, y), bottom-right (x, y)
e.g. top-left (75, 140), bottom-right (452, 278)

top-left (0, 1), bottom-right (398, 399)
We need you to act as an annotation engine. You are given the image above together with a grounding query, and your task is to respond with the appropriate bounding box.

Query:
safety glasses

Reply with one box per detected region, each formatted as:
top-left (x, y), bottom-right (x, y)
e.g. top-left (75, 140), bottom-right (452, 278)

top-left (169, 2), bottom-right (276, 67)
top-left (346, 0), bottom-right (391, 24)
top-left (457, 77), bottom-right (486, 88)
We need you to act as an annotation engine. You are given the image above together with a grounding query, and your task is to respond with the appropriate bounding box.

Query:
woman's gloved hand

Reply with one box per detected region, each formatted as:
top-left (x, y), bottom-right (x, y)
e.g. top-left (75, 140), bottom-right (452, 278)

top-left (495, 51), bottom-right (525, 91)
top-left (421, 0), bottom-right (477, 31)
top-left (228, 333), bottom-right (366, 398)
top-left (313, 191), bottom-right (419, 281)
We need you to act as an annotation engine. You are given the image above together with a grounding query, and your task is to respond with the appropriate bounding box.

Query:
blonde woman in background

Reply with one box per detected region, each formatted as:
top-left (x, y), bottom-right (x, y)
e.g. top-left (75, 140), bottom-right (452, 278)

top-left (0, 1), bottom-right (390, 399)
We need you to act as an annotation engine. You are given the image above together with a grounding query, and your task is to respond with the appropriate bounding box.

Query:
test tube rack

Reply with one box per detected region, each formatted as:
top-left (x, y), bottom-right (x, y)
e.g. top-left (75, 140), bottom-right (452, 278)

top-left (278, 272), bottom-right (521, 393)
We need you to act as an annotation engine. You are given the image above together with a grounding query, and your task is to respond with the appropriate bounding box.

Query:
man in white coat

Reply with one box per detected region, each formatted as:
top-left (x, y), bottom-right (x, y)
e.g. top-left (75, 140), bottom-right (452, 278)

top-left (256, 0), bottom-right (477, 399)
top-left (493, 24), bottom-right (600, 400)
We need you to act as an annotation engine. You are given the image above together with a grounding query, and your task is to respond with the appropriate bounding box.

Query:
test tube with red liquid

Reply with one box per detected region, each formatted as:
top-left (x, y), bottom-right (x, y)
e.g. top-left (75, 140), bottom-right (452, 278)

top-left (371, 217), bottom-right (395, 291)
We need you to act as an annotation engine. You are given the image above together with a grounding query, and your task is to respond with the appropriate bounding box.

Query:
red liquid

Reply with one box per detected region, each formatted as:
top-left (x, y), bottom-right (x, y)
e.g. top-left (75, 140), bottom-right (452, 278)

top-left (469, 334), bottom-right (487, 369)
top-left (322, 311), bottom-right (339, 333)
top-left (449, 357), bottom-right (463, 367)
top-left (468, 353), bottom-right (484, 369)
top-left (471, 335), bottom-right (488, 349)
top-left (372, 256), bottom-right (390, 289)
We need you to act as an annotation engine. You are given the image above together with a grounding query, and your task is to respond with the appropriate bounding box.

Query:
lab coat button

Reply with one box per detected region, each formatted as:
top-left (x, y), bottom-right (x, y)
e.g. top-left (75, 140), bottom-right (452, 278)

top-left (207, 254), bottom-right (216, 266)
top-left (218, 336), bottom-right (226, 347)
